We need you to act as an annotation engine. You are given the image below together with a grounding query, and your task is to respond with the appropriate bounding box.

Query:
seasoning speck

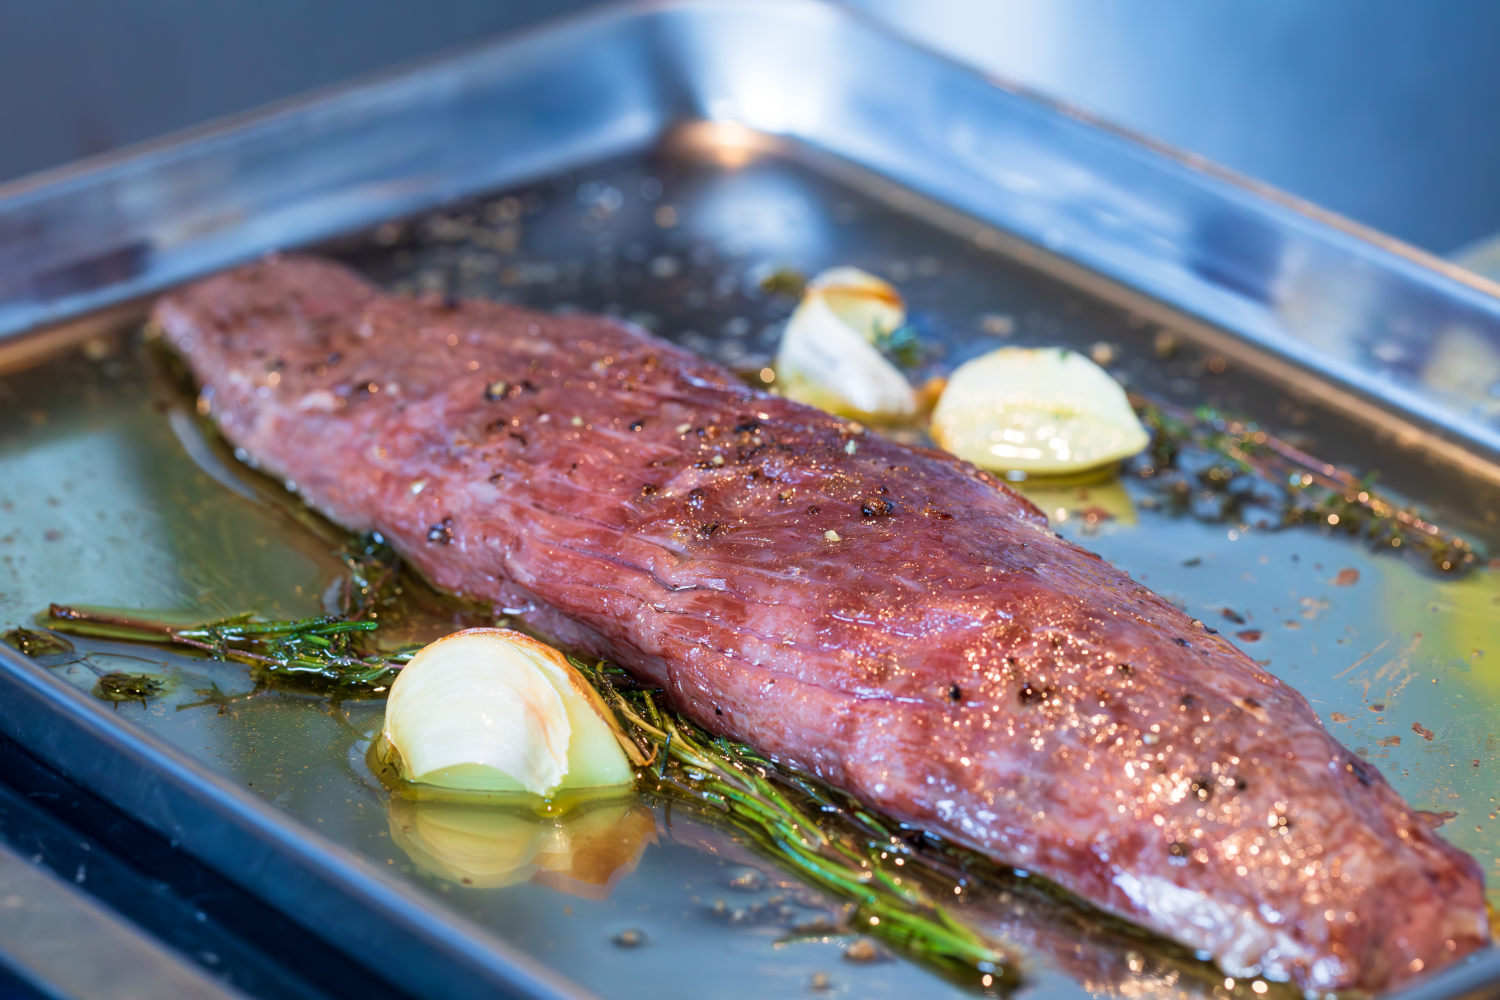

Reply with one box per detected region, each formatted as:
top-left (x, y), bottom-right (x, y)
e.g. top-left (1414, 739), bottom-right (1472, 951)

top-left (612, 929), bottom-right (645, 948)
top-left (843, 938), bottom-right (886, 964)
top-left (675, 422), bottom-right (692, 434)
top-left (570, 415), bottom-right (584, 427)
top-left (427, 518), bottom-right (454, 544)
top-left (844, 440), bottom-right (859, 455)
top-left (484, 380), bottom-right (508, 401)
top-left (824, 530), bottom-right (842, 542)
top-left (1334, 567), bottom-right (1360, 586)
top-left (727, 869), bottom-right (765, 892)
top-left (980, 313), bottom-right (1015, 337)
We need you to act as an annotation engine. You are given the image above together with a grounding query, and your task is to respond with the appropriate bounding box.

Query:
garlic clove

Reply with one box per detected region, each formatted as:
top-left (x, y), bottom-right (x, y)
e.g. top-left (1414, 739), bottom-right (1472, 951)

top-left (382, 628), bottom-right (633, 797)
top-left (774, 267), bottom-right (918, 421)
top-left (930, 347), bottom-right (1149, 475)
top-left (514, 640), bottom-right (637, 792)
top-left (806, 267), bottom-right (906, 344)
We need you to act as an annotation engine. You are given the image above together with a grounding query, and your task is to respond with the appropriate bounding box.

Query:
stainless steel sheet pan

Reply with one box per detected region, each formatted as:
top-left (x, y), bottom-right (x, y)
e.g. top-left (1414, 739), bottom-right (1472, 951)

top-left (2, 3), bottom-right (1498, 998)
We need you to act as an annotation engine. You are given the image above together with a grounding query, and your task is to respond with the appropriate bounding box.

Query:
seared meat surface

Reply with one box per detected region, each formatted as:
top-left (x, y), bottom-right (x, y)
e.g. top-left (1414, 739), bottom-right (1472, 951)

top-left (155, 256), bottom-right (1489, 990)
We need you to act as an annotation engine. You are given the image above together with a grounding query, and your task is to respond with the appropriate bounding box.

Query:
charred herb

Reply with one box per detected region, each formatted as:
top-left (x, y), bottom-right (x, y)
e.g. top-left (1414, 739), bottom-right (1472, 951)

top-left (2, 627), bottom-right (74, 658)
top-left (334, 533), bottom-right (405, 620)
top-left (93, 672), bottom-right (166, 706)
top-left (180, 681), bottom-right (259, 715)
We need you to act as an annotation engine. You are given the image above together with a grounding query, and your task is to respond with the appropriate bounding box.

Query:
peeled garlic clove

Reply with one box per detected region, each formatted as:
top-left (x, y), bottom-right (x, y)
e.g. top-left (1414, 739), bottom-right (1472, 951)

top-left (774, 267), bottom-right (918, 421)
top-left (806, 267), bottom-right (906, 342)
top-left (931, 347), bottom-right (1149, 475)
top-left (382, 628), bottom-right (633, 797)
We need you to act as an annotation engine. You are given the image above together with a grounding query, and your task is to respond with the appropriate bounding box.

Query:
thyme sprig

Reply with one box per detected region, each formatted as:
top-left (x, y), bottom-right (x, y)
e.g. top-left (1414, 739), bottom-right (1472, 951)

top-left (578, 660), bottom-right (1015, 988)
top-left (1131, 399), bottom-right (1479, 573)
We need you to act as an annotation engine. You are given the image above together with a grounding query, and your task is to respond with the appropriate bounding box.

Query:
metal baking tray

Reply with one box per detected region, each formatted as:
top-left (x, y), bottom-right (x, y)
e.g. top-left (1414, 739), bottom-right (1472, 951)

top-left (3, 2), bottom-right (1499, 998)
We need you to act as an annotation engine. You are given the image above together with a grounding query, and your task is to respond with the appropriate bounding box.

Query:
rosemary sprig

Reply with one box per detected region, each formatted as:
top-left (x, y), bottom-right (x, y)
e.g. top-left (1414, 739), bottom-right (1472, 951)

top-left (44, 605), bottom-right (413, 690)
top-left (1131, 398), bottom-right (1479, 573)
top-left (577, 660), bottom-right (1016, 989)
top-left (43, 533), bottom-right (421, 692)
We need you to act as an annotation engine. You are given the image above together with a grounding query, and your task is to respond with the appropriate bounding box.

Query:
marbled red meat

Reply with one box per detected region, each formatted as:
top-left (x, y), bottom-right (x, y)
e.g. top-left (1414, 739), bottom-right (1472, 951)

top-left (154, 255), bottom-right (1489, 991)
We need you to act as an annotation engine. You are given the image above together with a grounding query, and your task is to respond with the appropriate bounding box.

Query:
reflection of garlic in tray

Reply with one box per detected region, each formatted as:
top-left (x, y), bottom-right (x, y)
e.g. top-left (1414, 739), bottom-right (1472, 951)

top-left (774, 267), bottom-right (918, 421)
top-left (931, 347), bottom-right (1148, 475)
top-left (389, 795), bottom-right (656, 896)
top-left (381, 628), bottom-right (635, 797)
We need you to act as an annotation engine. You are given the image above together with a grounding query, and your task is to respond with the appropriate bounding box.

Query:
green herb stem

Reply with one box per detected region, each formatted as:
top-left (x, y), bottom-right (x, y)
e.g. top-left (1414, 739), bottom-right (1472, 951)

top-left (45, 603), bottom-right (412, 690)
top-left (1132, 397), bottom-right (1479, 573)
top-left (581, 661), bottom-right (1016, 986)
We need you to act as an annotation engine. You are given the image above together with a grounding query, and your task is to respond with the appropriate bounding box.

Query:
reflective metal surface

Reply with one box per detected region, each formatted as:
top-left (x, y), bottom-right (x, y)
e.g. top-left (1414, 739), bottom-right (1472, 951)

top-left (1, 3), bottom-right (1499, 998)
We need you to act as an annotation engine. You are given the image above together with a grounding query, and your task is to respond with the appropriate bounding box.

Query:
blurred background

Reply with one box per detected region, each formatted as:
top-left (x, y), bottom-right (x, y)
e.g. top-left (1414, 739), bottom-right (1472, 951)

top-left (5, 0), bottom-right (1500, 262)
